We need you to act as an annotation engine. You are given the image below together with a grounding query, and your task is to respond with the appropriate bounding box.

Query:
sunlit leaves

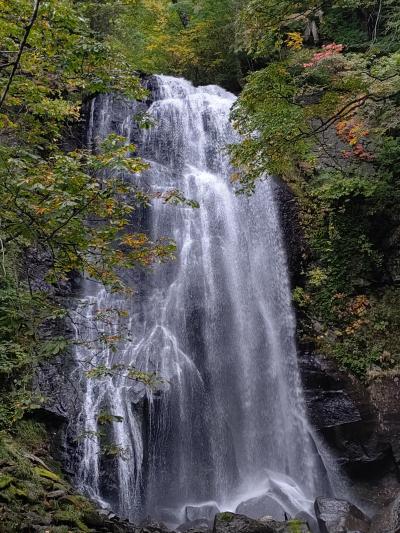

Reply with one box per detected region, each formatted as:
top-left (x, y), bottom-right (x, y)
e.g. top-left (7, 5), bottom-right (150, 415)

top-left (111, 0), bottom-right (241, 88)
top-left (0, 0), bottom-right (173, 429)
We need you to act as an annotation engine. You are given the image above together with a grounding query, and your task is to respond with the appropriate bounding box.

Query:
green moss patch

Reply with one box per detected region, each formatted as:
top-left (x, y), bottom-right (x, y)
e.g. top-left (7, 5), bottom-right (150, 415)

top-left (0, 474), bottom-right (14, 489)
top-left (33, 466), bottom-right (61, 482)
top-left (0, 423), bottom-right (113, 532)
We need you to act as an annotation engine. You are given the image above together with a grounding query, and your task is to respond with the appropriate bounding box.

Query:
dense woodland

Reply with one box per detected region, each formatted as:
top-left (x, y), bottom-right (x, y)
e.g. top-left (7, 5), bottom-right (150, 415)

top-left (0, 0), bottom-right (400, 529)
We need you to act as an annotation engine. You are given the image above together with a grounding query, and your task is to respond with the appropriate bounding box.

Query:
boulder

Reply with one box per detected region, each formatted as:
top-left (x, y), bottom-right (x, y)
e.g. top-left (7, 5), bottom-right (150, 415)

top-left (213, 512), bottom-right (276, 533)
top-left (259, 518), bottom-right (311, 533)
top-left (177, 518), bottom-right (211, 532)
top-left (139, 518), bottom-right (171, 532)
top-left (186, 504), bottom-right (220, 523)
top-left (295, 511), bottom-right (319, 533)
top-left (235, 493), bottom-right (285, 520)
top-left (370, 492), bottom-right (400, 533)
top-left (314, 497), bottom-right (370, 533)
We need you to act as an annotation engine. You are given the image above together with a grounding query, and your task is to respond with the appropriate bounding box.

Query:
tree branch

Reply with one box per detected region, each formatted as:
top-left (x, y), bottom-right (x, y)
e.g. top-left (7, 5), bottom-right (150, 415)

top-left (0, 0), bottom-right (41, 110)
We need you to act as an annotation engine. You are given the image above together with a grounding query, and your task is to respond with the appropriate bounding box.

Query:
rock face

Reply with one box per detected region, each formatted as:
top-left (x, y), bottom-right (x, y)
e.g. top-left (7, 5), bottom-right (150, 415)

top-left (369, 377), bottom-right (400, 473)
top-left (299, 351), bottom-right (400, 507)
top-left (314, 497), bottom-right (370, 533)
top-left (275, 178), bottom-right (306, 287)
top-left (235, 493), bottom-right (285, 521)
top-left (370, 492), bottom-right (400, 533)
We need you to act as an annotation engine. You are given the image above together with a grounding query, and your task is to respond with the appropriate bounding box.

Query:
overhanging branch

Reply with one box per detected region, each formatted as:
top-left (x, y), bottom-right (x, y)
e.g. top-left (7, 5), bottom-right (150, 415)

top-left (0, 0), bottom-right (41, 110)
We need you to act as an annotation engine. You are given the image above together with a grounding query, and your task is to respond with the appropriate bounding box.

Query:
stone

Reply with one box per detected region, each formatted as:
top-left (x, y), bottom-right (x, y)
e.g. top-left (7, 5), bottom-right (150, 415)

top-left (139, 518), bottom-right (171, 532)
top-left (177, 518), bottom-right (211, 532)
top-left (235, 493), bottom-right (286, 520)
top-left (82, 509), bottom-right (108, 528)
top-left (24, 511), bottom-right (52, 526)
top-left (369, 377), bottom-right (400, 469)
top-left (314, 497), bottom-right (370, 533)
top-left (258, 518), bottom-right (311, 533)
top-left (295, 511), bottom-right (319, 533)
top-left (186, 503), bottom-right (220, 523)
top-left (213, 512), bottom-right (276, 533)
top-left (47, 489), bottom-right (66, 499)
top-left (370, 491), bottom-right (400, 533)
top-left (33, 466), bottom-right (60, 482)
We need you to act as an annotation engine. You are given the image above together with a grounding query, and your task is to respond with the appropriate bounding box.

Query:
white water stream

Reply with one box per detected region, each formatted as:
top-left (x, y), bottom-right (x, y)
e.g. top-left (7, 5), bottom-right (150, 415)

top-left (73, 76), bottom-right (344, 527)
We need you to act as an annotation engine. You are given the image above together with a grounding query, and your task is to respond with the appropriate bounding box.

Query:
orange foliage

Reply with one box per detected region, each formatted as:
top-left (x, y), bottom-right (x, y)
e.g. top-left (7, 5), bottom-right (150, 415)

top-left (336, 118), bottom-right (375, 161)
top-left (303, 43), bottom-right (344, 68)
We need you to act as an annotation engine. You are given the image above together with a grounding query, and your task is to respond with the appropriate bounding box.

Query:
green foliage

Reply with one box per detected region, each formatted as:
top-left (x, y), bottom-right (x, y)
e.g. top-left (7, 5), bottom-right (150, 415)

top-left (288, 519), bottom-right (309, 533)
top-left (307, 289), bottom-right (400, 377)
top-left (101, 443), bottom-right (129, 459)
top-left (0, 428), bottom-right (110, 531)
top-left (232, 0), bottom-right (400, 377)
top-left (97, 410), bottom-right (124, 425)
top-left (111, 0), bottom-right (243, 89)
top-left (219, 512), bottom-right (235, 522)
top-left (0, 0), bottom-right (179, 429)
top-left (86, 363), bottom-right (161, 389)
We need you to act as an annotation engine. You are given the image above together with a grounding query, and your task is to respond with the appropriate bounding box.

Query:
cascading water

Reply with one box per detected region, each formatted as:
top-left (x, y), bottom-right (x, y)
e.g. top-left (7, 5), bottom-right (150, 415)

top-left (73, 75), bottom-right (343, 527)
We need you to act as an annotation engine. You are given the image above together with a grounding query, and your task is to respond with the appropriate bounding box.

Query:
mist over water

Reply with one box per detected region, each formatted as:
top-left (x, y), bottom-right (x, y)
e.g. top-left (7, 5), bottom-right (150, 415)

top-left (74, 75), bottom-right (343, 526)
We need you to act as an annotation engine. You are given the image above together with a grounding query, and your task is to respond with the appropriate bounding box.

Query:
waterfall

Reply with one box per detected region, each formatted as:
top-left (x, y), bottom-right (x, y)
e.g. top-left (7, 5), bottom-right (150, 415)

top-left (73, 75), bottom-right (340, 526)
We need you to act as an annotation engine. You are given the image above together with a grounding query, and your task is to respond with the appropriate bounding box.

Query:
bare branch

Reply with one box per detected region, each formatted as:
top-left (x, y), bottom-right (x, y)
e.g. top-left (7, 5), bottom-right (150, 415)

top-left (0, 0), bottom-right (41, 109)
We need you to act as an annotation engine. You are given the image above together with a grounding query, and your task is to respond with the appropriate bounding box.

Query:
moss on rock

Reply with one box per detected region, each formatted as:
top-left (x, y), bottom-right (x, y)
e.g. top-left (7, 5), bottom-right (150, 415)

top-left (0, 474), bottom-right (14, 490)
top-left (0, 422), bottom-right (127, 532)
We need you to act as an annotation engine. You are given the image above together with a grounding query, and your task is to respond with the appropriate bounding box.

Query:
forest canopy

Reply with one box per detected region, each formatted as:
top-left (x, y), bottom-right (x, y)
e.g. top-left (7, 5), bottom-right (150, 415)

top-left (0, 0), bottom-right (400, 431)
top-left (230, 0), bottom-right (400, 377)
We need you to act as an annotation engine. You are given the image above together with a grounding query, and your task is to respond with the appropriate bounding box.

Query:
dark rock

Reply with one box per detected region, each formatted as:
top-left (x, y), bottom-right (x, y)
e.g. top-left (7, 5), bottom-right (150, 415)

top-left (235, 493), bottom-right (285, 520)
top-left (213, 512), bottom-right (276, 533)
top-left (258, 518), bottom-right (311, 532)
top-left (369, 377), bottom-right (400, 470)
top-left (186, 504), bottom-right (220, 523)
top-left (314, 497), bottom-right (370, 533)
top-left (82, 509), bottom-right (111, 528)
top-left (275, 178), bottom-right (306, 287)
top-left (299, 351), bottom-right (399, 496)
top-left (47, 489), bottom-right (66, 499)
top-left (295, 511), bottom-right (319, 533)
top-left (139, 518), bottom-right (171, 532)
top-left (177, 518), bottom-right (211, 532)
top-left (370, 491), bottom-right (400, 533)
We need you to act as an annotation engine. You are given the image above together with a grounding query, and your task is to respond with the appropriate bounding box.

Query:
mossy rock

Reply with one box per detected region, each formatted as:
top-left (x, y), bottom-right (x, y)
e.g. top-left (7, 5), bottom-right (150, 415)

top-left (53, 509), bottom-right (91, 532)
top-left (18, 480), bottom-right (44, 501)
top-left (82, 509), bottom-right (108, 528)
top-left (0, 473), bottom-right (14, 489)
top-left (286, 519), bottom-right (311, 533)
top-left (0, 487), bottom-right (14, 503)
top-left (34, 466), bottom-right (60, 481)
top-left (53, 482), bottom-right (69, 492)
top-left (61, 494), bottom-right (89, 510)
top-left (9, 485), bottom-right (29, 499)
top-left (219, 512), bottom-right (235, 522)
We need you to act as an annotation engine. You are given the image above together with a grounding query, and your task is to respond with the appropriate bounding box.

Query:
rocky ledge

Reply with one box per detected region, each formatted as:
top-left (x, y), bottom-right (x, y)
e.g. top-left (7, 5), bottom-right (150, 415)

top-left (299, 351), bottom-right (400, 509)
top-left (119, 494), bottom-right (400, 533)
